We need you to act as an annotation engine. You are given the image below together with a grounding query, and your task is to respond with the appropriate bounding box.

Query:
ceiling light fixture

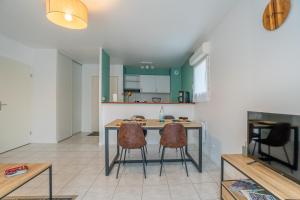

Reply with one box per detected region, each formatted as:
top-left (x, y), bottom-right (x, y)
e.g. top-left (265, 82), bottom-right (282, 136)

top-left (46, 0), bottom-right (88, 29)
top-left (140, 62), bottom-right (155, 70)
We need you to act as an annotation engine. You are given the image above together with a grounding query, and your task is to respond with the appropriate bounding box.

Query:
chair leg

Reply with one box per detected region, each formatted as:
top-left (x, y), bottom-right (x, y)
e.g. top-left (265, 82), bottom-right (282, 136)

top-left (252, 142), bottom-right (257, 155)
top-left (268, 145), bottom-right (271, 164)
top-left (141, 148), bottom-right (147, 179)
top-left (179, 148), bottom-right (184, 165)
top-left (142, 146), bottom-right (147, 165)
top-left (123, 149), bottom-right (127, 165)
top-left (182, 147), bottom-right (189, 177)
top-left (160, 147), bottom-right (166, 176)
top-left (144, 144), bottom-right (148, 153)
top-left (116, 148), bottom-right (124, 179)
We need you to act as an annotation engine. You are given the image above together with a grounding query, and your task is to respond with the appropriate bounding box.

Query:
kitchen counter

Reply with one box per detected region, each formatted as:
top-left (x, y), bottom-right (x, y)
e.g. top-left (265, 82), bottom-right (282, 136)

top-left (101, 102), bottom-right (195, 105)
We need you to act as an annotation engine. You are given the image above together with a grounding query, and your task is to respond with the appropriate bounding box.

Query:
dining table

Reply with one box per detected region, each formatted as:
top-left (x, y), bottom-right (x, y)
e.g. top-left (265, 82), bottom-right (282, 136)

top-left (104, 119), bottom-right (202, 176)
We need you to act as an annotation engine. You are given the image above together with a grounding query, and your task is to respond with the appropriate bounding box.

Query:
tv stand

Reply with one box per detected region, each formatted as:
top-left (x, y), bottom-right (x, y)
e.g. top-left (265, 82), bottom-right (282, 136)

top-left (221, 154), bottom-right (300, 200)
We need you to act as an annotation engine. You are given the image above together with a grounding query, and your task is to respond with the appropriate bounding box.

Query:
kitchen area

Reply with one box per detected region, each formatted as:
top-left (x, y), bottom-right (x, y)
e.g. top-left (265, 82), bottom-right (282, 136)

top-left (99, 63), bottom-right (196, 145)
top-left (108, 65), bottom-right (192, 104)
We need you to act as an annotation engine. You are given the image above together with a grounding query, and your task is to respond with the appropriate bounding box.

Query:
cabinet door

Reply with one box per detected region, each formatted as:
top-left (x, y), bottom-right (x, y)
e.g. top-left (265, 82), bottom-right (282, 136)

top-left (155, 76), bottom-right (170, 93)
top-left (140, 75), bottom-right (156, 93)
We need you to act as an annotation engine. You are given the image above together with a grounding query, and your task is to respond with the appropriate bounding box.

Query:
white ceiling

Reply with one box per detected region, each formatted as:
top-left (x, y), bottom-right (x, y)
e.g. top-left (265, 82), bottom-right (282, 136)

top-left (0, 0), bottom-right (238, 66)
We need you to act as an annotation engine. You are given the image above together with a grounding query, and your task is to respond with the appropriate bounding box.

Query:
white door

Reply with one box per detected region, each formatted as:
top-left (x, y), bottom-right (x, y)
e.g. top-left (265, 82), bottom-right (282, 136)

top-left (91, 76), bottom-right (99, 132)
top-left (0, 57), bottom-right (32, 153)
top-left (140, 75), bottom-right (156, 93)
top-left (110, 76), bottom-right (118, 101)
top-left (156, 76), bottom-right (170, 93)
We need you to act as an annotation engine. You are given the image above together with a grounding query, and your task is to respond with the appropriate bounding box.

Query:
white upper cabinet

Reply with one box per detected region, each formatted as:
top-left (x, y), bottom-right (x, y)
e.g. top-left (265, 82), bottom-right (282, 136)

top-left (140, 75), bottom-right (170, 93)
top-left (124, 75), bottom-right (140, 89)
top-left (140, 75), bottom-right (156, 93)
top-left (156, 75), bottom-right (170, 93)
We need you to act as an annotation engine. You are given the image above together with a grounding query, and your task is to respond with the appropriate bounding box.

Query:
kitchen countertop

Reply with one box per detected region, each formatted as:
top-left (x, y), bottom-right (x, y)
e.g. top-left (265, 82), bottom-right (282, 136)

top-left (101, 102), bottom-right (195, 105)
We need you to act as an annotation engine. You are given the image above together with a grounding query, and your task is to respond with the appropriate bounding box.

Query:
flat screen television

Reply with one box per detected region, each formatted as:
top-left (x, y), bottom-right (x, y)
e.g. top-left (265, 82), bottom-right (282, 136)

top-left (247, 111), bottom-right (300, 183)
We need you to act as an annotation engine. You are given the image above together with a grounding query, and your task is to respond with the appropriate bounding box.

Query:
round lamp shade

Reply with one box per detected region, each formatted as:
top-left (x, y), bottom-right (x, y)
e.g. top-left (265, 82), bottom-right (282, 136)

top-left (46, 0), bottom-right (88, 29)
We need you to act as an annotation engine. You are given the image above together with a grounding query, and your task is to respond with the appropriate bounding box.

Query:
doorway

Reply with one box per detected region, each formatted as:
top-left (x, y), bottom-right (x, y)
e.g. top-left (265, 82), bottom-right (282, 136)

top-left (110, 76), bottom-right (119, 101)
top-left (91, 76), bottom-right (99, 133)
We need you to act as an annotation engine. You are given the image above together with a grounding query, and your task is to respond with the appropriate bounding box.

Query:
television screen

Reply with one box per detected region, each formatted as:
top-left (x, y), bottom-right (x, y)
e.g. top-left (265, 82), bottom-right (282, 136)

top-left (248, 111), bottom-right (300, 183)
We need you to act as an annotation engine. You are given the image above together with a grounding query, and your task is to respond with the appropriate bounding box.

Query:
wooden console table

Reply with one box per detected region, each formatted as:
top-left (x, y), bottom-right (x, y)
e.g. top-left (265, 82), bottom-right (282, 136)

top-left (0, 163), bottom-right (52, 199)
top-left (221, 154), bottom-right (300, 200)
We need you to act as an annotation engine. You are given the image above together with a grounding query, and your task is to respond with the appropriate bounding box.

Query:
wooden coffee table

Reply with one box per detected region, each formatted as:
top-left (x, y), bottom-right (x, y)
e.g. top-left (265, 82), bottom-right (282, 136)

top-left (0, 163), bottom-right (52, 199)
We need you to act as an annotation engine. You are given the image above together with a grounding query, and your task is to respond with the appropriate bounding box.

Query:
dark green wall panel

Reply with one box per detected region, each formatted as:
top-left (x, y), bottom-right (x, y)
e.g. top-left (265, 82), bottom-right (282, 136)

top-left (181, 60), bottom-right (193, 97)
top-left (102, 49), bottom-right (110, 102)
top-left (170, 68), bottom-right (182, 102)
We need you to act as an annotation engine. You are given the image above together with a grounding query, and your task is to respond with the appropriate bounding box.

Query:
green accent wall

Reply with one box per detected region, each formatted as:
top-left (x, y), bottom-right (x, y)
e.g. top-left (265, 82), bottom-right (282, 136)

top-left (102, 49), bottom-right (110, 102)
top-left (170, 68), bottom-right (182, 102)
top-left (181, 60), bottom-right (193, 97)
top-left (124, 65), bottom-right (170, 75)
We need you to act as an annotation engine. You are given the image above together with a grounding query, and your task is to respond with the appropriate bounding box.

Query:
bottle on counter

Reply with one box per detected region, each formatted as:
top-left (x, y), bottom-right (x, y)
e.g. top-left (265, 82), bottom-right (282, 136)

top-left (159, 106), bottom-right (164, 122)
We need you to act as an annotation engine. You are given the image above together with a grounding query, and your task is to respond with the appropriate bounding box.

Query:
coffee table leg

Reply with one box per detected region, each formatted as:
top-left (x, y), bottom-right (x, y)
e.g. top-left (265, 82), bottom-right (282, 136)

top-left (49, 166), bottom-right (52, 200)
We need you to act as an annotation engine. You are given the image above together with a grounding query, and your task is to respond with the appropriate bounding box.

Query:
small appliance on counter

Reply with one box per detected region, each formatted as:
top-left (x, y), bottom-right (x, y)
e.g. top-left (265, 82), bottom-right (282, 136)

top-left (178, 91), bottom-right (191, 103)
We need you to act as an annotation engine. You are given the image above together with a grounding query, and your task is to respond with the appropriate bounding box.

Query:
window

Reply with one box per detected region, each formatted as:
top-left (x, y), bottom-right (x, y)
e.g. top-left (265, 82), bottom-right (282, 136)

top-left (193, 56), bottom-right (209, 102)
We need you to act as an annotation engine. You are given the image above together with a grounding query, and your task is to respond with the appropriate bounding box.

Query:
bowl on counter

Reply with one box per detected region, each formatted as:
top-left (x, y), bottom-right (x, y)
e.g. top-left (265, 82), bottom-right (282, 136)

top-left (152, 97), bottom-right (162, 103)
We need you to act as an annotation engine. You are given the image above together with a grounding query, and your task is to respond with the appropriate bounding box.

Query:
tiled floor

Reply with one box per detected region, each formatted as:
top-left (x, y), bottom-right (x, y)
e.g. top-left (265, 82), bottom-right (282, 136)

top-left (0, 133), bottom-right (221, 200)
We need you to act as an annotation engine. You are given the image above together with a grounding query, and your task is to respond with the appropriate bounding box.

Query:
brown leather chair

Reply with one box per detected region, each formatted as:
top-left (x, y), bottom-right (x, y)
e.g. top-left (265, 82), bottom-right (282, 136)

top-left (116, 123), bottom-right (147, 178)
top-left (159, 123), bottom-right (189, 176)
top-left (159, 115), bottom-right (175, 153)
top-left (132, 115), bottom-right (148, 152)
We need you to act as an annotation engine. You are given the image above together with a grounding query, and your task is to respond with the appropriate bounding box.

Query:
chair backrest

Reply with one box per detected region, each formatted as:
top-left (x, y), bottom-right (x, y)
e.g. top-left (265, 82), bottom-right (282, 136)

top-left (248, 123), bottom-right (258, 143)
top-left (160, 123), bottom-right (186, 148)
top-left (119, 123), bottom-right (146, 149)
top-left (163, 115), bottom-right (175, 120)
top-left (266, 123), bottom-right (291, 146)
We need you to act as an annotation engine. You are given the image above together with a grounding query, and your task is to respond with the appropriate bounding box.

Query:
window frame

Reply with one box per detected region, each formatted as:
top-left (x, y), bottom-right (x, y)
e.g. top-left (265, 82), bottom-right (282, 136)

top-left (192, 56), bottom-right (210, 103)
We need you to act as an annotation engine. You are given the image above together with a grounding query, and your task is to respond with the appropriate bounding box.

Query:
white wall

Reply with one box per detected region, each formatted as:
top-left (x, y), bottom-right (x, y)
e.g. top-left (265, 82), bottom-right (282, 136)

top-left (110, 64), bottom-right (124, 102)
top-left (81, 64), bottom-right (99, 132)
top-left (195, 0), bottom-right (300, 164)
top-left (56, 52), bottom-right (73, 141)
top-left (0, 34), bottom-right (60, 144)
top-left (0, 34), bottom-right (34, 66)
top-left (0, 34), bottom-right (82, 146)
top-left (72, 61), bottom-right (82, 134)
top-left (31, 49), bottom-right (58, 143)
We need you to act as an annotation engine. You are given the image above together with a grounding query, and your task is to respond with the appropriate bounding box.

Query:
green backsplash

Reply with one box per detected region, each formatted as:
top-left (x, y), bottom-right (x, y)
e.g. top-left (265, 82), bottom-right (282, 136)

top-left (181, 60), bottom-right (193, 97)
top-left (102, 49), bottom-right (110, 102)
